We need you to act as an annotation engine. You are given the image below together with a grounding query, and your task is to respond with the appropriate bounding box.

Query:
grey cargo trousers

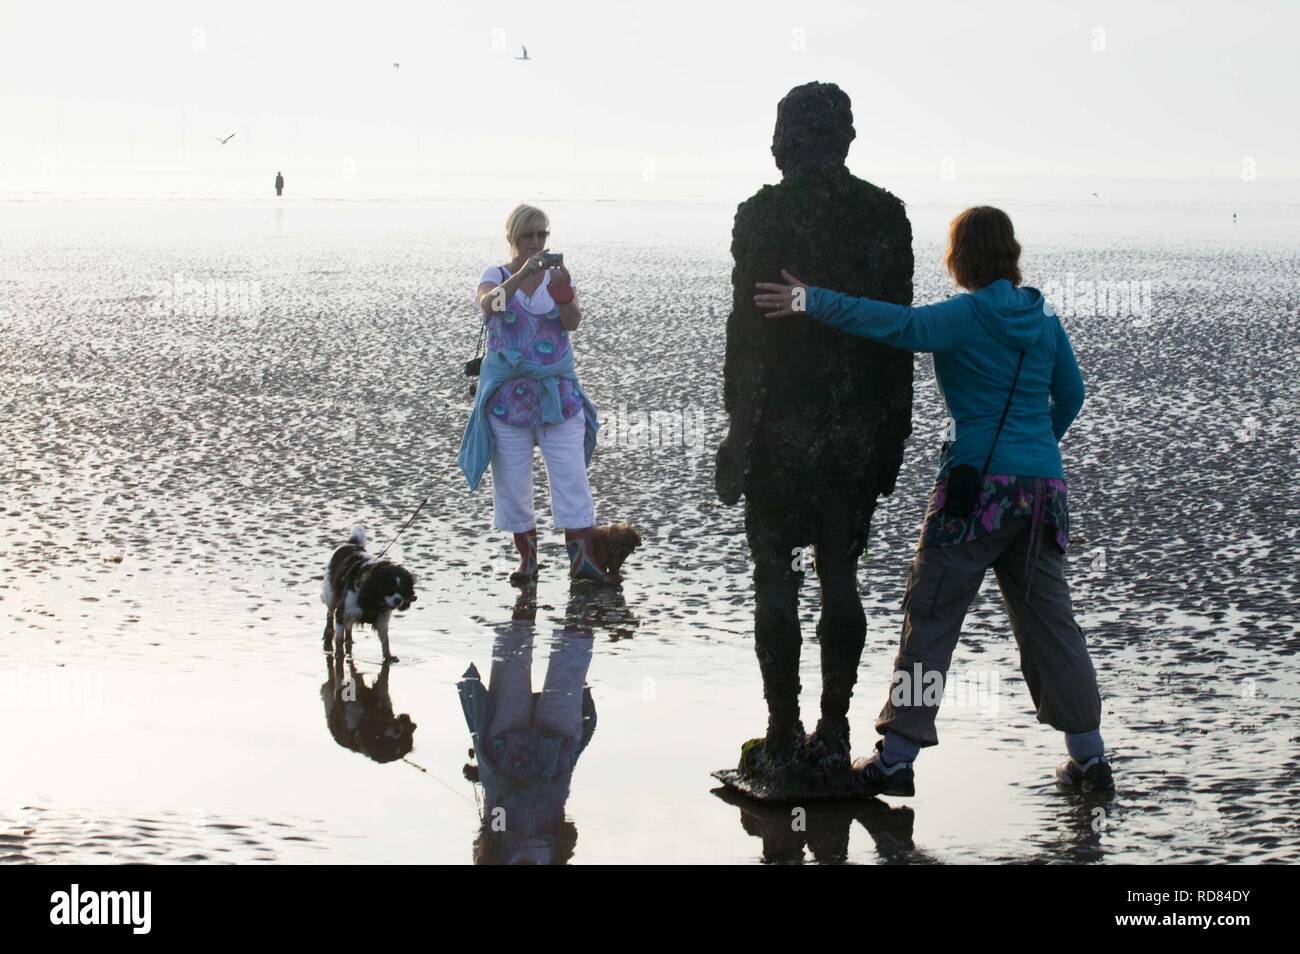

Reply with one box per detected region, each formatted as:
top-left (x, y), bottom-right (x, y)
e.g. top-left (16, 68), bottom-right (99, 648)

top-left (876, 514), bottom-right (1103, 746)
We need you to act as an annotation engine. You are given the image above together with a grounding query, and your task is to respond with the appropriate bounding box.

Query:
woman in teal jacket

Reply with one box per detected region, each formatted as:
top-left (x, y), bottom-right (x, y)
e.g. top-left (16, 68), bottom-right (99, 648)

top-left (755, 206), bottom-right (1112, 796)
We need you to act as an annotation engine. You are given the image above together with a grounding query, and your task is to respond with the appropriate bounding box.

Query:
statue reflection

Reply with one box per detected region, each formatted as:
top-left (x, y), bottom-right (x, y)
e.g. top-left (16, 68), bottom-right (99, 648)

top-left (459, 587), bottom-right (600, 864)
top-left (321, 655), bottom-right (417, 764)
top-left (713, 786), bottom-right (936, 865)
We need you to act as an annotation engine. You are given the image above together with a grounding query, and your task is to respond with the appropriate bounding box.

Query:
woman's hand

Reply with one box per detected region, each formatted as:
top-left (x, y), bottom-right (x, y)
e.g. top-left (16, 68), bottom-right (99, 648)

top-left (516, 249), bottom-right (549, 276)
top-left (753, 269), bottom-right (810, 318)
top-left (554, 261), bottom-right (581, 331)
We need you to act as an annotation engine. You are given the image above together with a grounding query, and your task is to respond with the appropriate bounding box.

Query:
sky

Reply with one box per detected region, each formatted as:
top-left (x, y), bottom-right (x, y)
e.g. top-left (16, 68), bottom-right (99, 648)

top-left (2, 0), bottom-right (1298, 202)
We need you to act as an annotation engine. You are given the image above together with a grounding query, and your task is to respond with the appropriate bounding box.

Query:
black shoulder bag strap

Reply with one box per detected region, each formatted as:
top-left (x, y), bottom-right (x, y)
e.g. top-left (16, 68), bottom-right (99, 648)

top-left (981, 350), bottom-right (1026, 479)
top-left (464, 266), bottom-right (507, 394)
top-left (472, 266), bottom-right (507, 363)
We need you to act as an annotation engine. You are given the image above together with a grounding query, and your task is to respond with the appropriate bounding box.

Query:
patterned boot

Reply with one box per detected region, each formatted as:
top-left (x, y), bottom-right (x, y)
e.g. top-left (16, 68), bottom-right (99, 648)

top-left (509, 528), bottom-right (538, 584)
top-left (565, 527), bottom-right (609, 583)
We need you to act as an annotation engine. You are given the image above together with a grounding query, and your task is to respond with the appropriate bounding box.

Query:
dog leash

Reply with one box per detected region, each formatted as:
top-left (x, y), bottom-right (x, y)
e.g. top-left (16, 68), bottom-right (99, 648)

top-left (376, 496), bottom-right (429, 559)
top-left (401, 757), bottom-right (477, 804)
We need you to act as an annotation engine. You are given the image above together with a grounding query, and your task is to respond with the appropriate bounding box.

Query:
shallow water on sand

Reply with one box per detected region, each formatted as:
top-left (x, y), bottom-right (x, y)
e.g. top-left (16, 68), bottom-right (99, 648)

top-left (1, 202), bottom-right (1297, 863)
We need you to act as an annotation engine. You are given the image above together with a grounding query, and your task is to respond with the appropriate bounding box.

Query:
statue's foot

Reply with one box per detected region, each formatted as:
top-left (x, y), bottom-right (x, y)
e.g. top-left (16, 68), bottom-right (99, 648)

top-left (738, 719), bottom-right (807, 776)
top-left (766, 718), bottom-right (808, 763)
top-left (808, 716), bottom-right (852, 770)
top-left (738, 737), bottom-right (769, 777)
top-left (799, 720), bottom-right (859, 793)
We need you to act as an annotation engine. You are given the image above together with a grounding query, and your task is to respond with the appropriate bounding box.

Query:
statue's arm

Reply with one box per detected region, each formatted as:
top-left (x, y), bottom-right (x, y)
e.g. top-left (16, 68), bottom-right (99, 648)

top-left (721, 269), bottom-right (756, 418)
top-left (717, 203), bottom-right (764, 505)
top-left (873, 199), bottom-right (917, 496)
top-left (882, 201), bottom-right (915, 307)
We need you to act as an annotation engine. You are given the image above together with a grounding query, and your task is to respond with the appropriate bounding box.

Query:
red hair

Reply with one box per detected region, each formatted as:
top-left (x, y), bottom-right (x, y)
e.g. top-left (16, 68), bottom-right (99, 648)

top-left (944, 206), bottom-right (1022, 290)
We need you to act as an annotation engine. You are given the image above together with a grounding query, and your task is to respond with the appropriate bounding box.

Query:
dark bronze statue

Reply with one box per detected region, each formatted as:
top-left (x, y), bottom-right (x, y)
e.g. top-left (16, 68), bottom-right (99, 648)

top-left (715, 81), bottom-right (914, 798)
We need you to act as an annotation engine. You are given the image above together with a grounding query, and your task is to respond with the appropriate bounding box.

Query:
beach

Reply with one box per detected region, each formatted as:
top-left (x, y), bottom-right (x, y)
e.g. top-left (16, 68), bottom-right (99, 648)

top-left (1, 198), bottom-right (1297, 863)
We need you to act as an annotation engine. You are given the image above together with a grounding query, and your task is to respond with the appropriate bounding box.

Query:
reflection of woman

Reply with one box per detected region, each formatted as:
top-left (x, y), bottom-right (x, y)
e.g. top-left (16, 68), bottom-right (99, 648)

top-left (755, 206), bottom-right (1111, 796)
top-left (458, 597), bottom-right (596, 865)
top-left (457, 203), bottom-right (606, 584)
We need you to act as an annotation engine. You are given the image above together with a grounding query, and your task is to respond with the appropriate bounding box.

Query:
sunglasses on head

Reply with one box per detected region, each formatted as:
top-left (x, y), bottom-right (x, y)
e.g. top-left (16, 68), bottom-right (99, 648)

top-left (518, 230), bottom-right (550, 242)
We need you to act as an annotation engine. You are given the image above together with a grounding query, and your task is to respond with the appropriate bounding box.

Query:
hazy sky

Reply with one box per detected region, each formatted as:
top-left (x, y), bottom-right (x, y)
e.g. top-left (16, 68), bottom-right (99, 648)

top-left (2, 0), bottom-right (1297, 201)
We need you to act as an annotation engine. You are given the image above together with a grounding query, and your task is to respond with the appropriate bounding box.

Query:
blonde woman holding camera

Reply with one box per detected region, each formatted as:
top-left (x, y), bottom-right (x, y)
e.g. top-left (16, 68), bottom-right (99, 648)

top-left (458, 204), bottom-right (604, 584)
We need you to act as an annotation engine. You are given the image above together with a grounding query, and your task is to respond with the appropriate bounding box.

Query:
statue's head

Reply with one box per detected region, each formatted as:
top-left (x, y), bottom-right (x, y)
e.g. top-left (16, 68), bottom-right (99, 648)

top-left (771, 82), bottom-right (855, 176)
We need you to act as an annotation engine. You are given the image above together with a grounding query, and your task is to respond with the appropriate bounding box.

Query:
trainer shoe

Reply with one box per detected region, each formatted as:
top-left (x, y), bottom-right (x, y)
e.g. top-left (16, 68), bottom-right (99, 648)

top-left (853, 740), bottom-right (915, 797)
top-left (1055, 755), bottom-right (1115, 792)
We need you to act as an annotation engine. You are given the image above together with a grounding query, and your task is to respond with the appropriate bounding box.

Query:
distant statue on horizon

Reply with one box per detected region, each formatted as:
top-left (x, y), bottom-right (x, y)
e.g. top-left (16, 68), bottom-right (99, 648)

top-left (714, 81), bottom-right (915, 799)
top-left (275, 171), bottom-right (284, 197)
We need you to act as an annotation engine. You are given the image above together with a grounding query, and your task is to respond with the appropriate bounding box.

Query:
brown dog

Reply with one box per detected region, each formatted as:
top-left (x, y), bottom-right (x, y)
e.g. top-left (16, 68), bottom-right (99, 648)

top-left (589, 523), bottom-right (642, 579)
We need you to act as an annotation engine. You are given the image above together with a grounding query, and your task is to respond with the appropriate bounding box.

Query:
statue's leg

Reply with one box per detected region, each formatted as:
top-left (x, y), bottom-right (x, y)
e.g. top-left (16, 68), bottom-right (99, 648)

top-left (813, 551), bottom-right (866, 755)
top-left (804, 809), bottom-right (852, 864)
top-left (812, 497), bottom-right (872, 760)
top-left (747, 508), bottom-right (805, 760)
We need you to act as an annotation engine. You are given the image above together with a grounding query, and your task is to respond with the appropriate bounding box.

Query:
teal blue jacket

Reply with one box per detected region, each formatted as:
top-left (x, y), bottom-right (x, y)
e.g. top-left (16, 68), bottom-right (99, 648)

top-left (806, 279), bottom-right (1084, 479)
top-left (457, 347), bottom-right (599, 491)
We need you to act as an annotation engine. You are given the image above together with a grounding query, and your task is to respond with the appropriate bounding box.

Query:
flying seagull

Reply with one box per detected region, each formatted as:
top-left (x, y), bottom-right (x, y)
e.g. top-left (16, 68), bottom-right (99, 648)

top-left (514, 45), bottom-right (530, 61)
top-left (213, 133), bottom-right (237, 145)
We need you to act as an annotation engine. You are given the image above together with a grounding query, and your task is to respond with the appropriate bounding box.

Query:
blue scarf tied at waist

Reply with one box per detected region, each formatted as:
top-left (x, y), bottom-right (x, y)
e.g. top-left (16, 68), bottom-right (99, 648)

top-left (457, 345), bottom-right (599, 490)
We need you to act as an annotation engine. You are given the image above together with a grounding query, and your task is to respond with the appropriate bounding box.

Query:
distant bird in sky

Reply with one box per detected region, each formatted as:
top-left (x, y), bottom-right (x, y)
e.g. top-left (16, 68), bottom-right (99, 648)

top-left (515, 45), bottom-right (530, 61)
top-left (213, 133), bottom-right (237, 145)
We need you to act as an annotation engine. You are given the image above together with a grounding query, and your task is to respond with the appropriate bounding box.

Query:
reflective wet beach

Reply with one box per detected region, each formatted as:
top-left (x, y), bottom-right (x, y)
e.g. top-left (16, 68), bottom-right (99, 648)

top-left (1, 200), bottom-right (1296, 863)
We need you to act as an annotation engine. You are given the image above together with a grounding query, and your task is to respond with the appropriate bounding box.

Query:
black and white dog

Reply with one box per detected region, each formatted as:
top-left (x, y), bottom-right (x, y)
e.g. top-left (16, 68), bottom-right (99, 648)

top-left (322, 527), bottom-right (416, 662)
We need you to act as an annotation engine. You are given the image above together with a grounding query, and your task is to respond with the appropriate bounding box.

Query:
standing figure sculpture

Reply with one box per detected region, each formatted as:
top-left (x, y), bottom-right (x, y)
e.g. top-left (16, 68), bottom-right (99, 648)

top-left (715, 81), bottom-right (914, 797)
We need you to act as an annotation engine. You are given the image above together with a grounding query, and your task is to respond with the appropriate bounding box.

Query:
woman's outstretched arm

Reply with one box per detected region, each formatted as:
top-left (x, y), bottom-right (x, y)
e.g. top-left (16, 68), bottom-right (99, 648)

top-left (804, 286), bottom-right (976, 353)
top-left (753, 270), bottom-right (975, 353)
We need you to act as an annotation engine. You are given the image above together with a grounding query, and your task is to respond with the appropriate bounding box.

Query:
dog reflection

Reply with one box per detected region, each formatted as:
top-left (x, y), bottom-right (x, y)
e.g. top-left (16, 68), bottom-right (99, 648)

top-left (562, 581), bottom-right (640, 641)
top-left (459, 590), bottom-right (597, 864)
top-left (321, 655), bottom-right (416, 764)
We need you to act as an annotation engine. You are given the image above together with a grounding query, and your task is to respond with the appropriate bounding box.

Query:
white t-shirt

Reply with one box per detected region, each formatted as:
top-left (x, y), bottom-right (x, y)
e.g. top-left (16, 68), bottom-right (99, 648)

top-left (479, 265), bottom-right (577, 316)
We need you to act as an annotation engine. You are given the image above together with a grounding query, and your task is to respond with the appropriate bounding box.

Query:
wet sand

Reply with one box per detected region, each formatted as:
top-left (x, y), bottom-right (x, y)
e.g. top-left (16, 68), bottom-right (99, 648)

top-left (1, 200), bottom-right (1297, 863)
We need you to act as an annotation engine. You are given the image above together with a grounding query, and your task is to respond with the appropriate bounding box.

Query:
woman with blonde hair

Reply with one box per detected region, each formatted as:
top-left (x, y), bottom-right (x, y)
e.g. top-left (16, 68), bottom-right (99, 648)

top-left (458, 204), bottom-right (605, 584)
top-left (754, 206), bottom-right (1112, 796)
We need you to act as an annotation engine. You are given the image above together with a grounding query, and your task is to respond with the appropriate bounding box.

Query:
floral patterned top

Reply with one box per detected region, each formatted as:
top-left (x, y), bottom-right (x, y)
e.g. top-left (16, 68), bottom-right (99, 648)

top-left (919, 473), bottom-right (1070, 581)
top-left (478, 265), bottom-right (583, 429)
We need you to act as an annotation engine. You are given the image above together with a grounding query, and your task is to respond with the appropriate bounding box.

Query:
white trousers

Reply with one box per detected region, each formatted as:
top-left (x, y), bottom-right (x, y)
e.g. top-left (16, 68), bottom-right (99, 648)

top-left (486, 626), bottom-right (593, 744)
top-left (489, 412), bottom-right (595, 532)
